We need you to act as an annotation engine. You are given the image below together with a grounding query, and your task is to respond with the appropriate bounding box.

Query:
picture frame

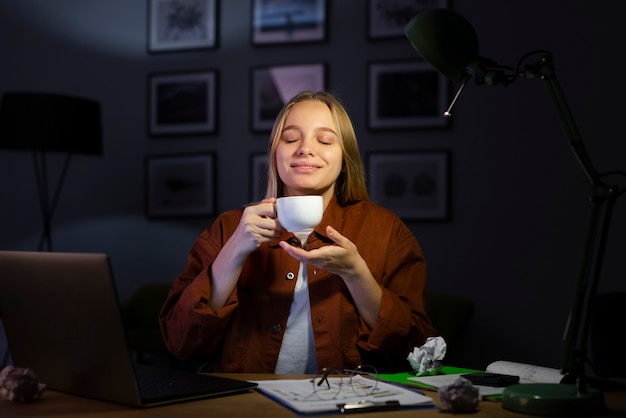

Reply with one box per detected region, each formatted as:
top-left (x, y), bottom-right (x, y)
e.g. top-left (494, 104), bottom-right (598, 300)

top-left (148, 69), bottom-right (218, 136)
top-left (145, 152), bottom-right (216, 218)
top-left (367, 150), bottom-right (450, 220)
top-left (251, 0), bottom-right (327, 45)
top-left (250, 63), bottom-right (326, 132)
top-left (249, 152), bottom-right (269, 202)
top-left (367, 60), bottom-right (448, 130)
top-left (148, 0), bottom-right (218, 52)
top-left (367, 0), bottom-right (448, 40)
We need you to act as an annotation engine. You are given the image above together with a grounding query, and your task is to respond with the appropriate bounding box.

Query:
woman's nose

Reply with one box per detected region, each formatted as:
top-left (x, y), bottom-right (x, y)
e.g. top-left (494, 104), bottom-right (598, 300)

top-left (296, 137), bottom-right (315, 156)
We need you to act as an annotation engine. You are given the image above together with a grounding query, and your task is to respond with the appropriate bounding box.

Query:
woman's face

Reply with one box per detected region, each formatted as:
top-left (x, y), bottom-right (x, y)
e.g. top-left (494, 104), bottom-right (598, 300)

top-left (276, 100), bottom-right (343, 200)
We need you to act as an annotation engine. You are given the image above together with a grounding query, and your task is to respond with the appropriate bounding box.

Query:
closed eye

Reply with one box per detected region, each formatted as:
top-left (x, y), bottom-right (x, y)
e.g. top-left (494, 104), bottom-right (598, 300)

top-left (281, 127), bottom-right (300, 143)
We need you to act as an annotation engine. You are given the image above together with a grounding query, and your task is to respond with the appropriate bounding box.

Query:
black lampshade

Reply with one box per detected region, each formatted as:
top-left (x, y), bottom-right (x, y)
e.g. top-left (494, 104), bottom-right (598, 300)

top-left (0, 92), bottom-right (102, 154)
top-left (404, 8), bottom-right (480, 83)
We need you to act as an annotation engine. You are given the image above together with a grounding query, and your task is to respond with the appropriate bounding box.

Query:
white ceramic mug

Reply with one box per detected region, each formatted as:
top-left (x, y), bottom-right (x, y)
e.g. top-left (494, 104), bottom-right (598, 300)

top-left (276, 195), bottom-right (323, 233)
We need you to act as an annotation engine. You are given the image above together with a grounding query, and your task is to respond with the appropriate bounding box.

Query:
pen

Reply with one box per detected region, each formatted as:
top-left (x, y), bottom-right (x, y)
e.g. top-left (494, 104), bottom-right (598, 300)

top-left (338, 399), bottom-right (401, 414)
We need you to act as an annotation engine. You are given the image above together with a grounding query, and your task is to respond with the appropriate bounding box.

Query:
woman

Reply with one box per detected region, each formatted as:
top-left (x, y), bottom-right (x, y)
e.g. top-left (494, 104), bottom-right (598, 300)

top-left (159, 91), bottom-right (436, 373)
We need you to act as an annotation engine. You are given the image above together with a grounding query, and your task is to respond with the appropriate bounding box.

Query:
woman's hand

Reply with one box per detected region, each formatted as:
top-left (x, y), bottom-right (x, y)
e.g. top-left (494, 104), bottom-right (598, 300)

top-left (278, 225), bottom-right (364, 279)
top-left (279, 225), bottom-right (382, 328)
top-left (230, 198), bottom-right (283, 255)
top-left (210, 198), bottom-right (282, 309)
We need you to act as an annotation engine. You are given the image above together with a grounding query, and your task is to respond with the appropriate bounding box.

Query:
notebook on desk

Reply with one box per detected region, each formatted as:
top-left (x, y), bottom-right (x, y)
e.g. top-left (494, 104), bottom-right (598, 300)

top-left (0, 250), bottom-right (257, 407)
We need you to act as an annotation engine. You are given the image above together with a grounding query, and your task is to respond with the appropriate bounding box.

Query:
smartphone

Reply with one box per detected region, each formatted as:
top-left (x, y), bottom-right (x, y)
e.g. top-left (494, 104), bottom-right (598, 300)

top-left (461, 372), bottom-right (520, 387)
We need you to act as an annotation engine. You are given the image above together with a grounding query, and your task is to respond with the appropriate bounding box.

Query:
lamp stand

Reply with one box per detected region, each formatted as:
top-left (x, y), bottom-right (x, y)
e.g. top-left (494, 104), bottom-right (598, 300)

top-left (32, 150), bottom-right (72, 252)
top-left (501, 53), bottom-right (614, 417)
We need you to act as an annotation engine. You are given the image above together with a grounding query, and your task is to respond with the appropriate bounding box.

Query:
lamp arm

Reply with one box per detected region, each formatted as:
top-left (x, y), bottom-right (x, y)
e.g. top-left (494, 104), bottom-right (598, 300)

top-left (531, 54), bottom-right (600, 187)
top-left (527, 53), bottom-right (620, 390)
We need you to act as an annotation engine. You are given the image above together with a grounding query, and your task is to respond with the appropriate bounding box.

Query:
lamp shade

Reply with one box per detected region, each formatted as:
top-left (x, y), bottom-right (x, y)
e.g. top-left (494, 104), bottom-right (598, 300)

top-left (0, 92), bottom-right (102, 154)
top-left (404, 8), bottom-right (480, 83)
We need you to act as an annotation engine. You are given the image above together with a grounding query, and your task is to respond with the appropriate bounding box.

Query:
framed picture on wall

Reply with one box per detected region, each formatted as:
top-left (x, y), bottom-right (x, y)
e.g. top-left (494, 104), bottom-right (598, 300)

top-left (249, 152), bottom-right (268, 202)
top-left (367, 59), bottom-right (448, 130)
top-left (145, 153), bottom-right (216, 218)
top-left (250, 63), bottom-right (326, 132)
top-left (148, 0), bottom-right (218, 52)
top-left (148, 69), bottom-right (218, 136)
top-left (367, 150), bottom-right (450, 220)
top-left (251, 0), bottom-right (327, 45)
top-left (367, 0), bottom-right (448, 40)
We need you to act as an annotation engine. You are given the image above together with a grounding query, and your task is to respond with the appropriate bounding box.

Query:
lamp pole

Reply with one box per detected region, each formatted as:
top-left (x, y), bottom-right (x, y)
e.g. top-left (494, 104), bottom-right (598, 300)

top-left (32, 150), bottom-right (73, 251)
top-left (528, 52), bottom-right (619, 392)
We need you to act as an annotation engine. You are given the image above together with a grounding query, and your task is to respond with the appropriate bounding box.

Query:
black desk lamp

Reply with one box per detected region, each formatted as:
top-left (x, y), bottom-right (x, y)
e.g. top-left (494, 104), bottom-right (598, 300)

top-left (0, 92), bottom-right (102, 251)
top-left (405, 8), bottom-right (622, 416)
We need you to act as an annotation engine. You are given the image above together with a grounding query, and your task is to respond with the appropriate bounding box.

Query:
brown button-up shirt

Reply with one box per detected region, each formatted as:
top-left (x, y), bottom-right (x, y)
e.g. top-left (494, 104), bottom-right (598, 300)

top-left (159, 197), bottom-right (436, 373)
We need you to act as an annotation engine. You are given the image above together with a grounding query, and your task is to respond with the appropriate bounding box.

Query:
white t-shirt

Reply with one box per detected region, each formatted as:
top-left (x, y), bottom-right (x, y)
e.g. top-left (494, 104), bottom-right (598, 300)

top-left (274, 260), bottom-right (317, 374)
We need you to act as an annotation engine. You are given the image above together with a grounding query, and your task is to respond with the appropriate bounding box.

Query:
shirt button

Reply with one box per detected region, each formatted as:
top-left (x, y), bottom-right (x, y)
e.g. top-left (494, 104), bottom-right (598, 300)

top-left (273, 324), bottom-right (282, 332)
top-left (287, 237), bottom-right (300, 246)
top-left (286, 272), bottom-right (295, 280)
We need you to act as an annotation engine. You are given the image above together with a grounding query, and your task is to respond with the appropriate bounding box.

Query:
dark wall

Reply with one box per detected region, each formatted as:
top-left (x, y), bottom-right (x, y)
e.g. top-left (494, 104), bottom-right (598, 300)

top-left (1, 0), bottom-right (624, 372)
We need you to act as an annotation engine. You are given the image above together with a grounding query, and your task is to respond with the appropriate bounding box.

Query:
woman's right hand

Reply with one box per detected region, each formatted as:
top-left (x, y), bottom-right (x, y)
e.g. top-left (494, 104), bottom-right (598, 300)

top-left (230, 198), bottom-right (283, 255)
top-left (209, 198), bottom-right (283, 309)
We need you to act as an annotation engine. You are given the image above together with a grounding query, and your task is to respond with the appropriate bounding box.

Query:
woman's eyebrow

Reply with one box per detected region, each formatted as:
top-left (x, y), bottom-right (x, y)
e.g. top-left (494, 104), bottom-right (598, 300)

top-left (282, 125), bottom-right (336, 134)
top-left (281, 125), bottom-right (299, 133)
top-left (317, 126), bottom-right (337, 135)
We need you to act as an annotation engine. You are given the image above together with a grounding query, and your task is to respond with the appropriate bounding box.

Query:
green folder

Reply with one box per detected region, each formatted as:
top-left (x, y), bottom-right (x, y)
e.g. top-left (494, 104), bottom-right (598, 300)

top-left (378, 366), bottom-right (482, 391)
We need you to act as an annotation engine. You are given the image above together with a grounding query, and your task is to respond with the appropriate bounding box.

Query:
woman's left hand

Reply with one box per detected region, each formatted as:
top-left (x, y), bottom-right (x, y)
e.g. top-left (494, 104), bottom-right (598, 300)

top-left (278, 225), bottom-right (366, 282)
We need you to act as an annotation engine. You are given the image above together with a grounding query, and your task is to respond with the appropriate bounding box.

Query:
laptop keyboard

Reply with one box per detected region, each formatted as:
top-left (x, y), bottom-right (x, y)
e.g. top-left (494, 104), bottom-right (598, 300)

top-left (134, 365), bottom-right (257, 403)
top-left (136, 368), bottom-right (212, 400)
top-left (137, 374), bottom-right (185, 398)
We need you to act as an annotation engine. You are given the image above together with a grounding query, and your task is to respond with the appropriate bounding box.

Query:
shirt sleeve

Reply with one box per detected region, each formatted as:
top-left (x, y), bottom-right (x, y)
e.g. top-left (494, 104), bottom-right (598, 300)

top-left (158, 212), bottom-right (241, 360)
top-left (356, 213), bottom-right (436, 362)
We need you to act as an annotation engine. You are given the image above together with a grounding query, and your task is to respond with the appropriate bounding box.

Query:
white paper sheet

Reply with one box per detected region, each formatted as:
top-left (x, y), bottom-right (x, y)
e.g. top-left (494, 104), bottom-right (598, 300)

top-left (253, 375), bottom-right (434, 414)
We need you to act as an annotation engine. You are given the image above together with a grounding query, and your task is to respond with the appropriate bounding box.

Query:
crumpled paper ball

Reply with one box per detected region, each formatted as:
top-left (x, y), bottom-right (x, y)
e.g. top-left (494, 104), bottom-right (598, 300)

top-left (437, 376), bottom-right (479, 413)
top-left (0, 366), bottom-right (46, 403)
top-left (407, 336), bottom-right (447, 376)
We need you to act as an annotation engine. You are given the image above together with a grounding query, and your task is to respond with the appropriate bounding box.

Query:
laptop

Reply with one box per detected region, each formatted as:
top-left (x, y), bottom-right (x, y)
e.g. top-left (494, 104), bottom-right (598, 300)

top-left (0, 250), bottom-right (257, 407)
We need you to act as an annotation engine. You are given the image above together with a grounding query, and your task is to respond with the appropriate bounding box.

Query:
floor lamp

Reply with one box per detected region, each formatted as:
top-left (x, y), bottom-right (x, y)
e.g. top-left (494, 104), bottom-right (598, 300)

top-left (404, 8), bottom-right (623, 416)
top-left (0, 92), bottom-right (102, 251)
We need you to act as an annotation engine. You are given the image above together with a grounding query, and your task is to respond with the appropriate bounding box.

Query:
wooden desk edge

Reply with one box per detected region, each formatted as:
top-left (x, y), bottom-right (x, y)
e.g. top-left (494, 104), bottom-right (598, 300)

top-left (0, 373), bottom-right (624, 418)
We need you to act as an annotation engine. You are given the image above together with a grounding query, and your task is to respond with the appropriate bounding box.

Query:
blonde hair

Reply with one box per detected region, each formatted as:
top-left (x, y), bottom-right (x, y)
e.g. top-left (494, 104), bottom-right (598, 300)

top-left (264, 91), bottom-right (368, 205)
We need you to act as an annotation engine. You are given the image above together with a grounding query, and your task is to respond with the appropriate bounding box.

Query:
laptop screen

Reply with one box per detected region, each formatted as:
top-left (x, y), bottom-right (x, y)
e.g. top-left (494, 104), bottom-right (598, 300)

top-left (0, 251), bottom-right (144, 405)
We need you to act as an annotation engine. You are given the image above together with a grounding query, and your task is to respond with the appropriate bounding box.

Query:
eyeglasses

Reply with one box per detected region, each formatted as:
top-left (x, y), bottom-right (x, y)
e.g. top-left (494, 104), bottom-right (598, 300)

top-left (308, 365), bottom-right (379, 401)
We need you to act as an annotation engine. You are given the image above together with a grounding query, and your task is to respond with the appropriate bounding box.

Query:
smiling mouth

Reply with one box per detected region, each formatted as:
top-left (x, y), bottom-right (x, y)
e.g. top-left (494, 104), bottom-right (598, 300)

top-left (291, 162), bottom-right (319, 169)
